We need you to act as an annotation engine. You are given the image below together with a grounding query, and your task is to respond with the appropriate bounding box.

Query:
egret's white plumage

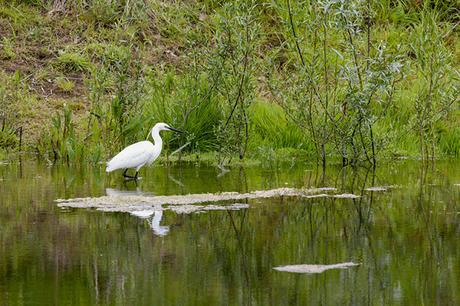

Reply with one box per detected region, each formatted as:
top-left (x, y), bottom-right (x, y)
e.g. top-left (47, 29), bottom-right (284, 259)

top-left (106, 140), bottom-right (157, 172)
top-left (106, 122), bottom-right (181, 179)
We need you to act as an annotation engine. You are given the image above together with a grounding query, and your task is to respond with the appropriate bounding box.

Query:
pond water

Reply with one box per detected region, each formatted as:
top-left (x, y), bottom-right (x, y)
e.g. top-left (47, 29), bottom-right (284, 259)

top-left (0, 159), bottom-right (459, 305)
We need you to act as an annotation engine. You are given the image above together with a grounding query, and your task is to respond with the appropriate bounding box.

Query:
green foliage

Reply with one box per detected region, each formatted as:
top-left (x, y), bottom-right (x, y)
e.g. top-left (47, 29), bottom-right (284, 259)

top-left (0, 37), bottom-right (16, 60)
top-left (55, 52), bottom-right (91, 73)
top-left (107, 55), bottom-right (144, 147)
top-left (211, 0), bottom-right (260, 161)
top-left (249, 101), bottom-right (310, 150)
top-left (85, 0), bottom-right (121, 25)
top-left (1, 0), bottom-right (459, 164)
top-left (144, 69), bottom-right (222, 153)
top-left (86, 43), bottom-right (131, 69)
top-left (0, 3), bottom-right (35, 27)
top-left (0, 124), bottom-right (19, 149)
top-left (438, 126), bottom-right (460, 157)
top-left (37, 104), bottom-right (83, 163)
top-left (55, 77), bottom-right (75, 92)
top-left (0, 74), bottom-right (20, 151)
top-left (83, 0), bottom-right (150, 27)
top-left (409, 9), bottom-right (458, 159)
top-left (81, 44), bottom-right (145, 157)
top-left (269, 0), bottom-right (403, 166)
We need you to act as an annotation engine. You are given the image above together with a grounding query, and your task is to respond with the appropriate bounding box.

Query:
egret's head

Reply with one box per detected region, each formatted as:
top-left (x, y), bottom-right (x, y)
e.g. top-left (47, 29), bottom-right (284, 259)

top-left (153, 122), bottom-right (183, 133)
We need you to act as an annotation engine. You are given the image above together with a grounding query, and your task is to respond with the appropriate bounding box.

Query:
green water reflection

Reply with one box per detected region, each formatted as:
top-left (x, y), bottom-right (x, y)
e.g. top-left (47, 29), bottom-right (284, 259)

top-left (0, 160), bottom-right (459, 305)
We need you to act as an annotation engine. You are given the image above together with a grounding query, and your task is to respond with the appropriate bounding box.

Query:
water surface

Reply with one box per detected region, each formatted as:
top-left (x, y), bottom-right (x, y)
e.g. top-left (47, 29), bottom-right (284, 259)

top-left (1, 159), bottom-right (459, 305)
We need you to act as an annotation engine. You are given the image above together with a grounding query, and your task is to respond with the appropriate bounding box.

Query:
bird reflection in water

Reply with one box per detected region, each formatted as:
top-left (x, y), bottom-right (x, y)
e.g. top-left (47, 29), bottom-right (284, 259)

top-left (105, 187), bottom-right (170, 237)
top-left (130, 209), bottom-right (170, 237)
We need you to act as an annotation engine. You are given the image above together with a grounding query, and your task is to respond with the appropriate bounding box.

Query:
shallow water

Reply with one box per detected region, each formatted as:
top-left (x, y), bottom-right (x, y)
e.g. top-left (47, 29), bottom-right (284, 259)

top-left (0, 159), bottom-right (459, 305)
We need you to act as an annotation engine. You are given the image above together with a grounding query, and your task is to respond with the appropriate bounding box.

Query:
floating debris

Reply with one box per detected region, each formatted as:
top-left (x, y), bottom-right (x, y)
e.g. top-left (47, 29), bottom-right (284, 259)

top-left (169, 203), bottom-right (250, 214)
top-left (56, 188), bottom-right (360, 236)
top-left (365, 185), bottom-right (401, 191)
top-left (364, 186), bottom-right (388, 192)
top-left (56, 187), bottom-right (334, 212)
top-left (303, 194), bottom-right (329, 199)
top-left (273, 262), bottom-right (360, 274)
top-left (333, 193), bottom-right (360, 199)
top-left (56, 187), bottom-right (360, 213)
top-left (315, 187), bottom-right (337, 191)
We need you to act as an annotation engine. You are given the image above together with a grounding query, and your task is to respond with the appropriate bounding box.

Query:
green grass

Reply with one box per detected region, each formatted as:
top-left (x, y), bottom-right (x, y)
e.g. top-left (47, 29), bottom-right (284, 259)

top-left (0, 124), bottom-right (19, 150)
top-left (249, 101), bottom-right (312, 151)
top-left (55, 52), bottom-right (91, 73)
top-left (438, 125), bottom-right (460, 157)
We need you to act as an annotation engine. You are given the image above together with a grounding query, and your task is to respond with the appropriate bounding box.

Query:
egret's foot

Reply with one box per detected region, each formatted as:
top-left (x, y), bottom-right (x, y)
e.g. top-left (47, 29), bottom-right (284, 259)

top-left (124, 176), bottom-right (142, 181)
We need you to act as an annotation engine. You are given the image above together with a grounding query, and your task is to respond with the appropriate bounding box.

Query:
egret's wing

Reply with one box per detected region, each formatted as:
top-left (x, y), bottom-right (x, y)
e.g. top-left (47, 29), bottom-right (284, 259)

top-left (106, 141), bottom-right (154, 172)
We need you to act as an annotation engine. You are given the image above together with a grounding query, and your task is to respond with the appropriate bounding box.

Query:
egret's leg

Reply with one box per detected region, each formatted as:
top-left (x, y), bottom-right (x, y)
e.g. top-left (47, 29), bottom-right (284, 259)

top-left (135, 171), bottom-right (139, 179)
top-left (123, 169), bottom-right (137, 179)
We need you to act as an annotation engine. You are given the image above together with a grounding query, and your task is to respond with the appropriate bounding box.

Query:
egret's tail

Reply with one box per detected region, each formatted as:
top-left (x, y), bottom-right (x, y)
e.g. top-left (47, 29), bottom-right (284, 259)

top-left (106, 161), bottom-right (115, 173)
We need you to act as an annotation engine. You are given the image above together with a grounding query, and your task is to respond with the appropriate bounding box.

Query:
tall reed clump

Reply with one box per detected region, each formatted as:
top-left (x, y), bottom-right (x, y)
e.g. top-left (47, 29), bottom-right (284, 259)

top-left (0, 72), bottom-right (24, 152)
top-left (0, 121), bottom-right (19, 151)
top-left (0, 78), bottom-right (16, 151)
top-left (37, 104), bottom-right (83, 163)
top-left (269, 0), bottom-right (403, 167)
top-left (409, 9), bottom-right (459, 160)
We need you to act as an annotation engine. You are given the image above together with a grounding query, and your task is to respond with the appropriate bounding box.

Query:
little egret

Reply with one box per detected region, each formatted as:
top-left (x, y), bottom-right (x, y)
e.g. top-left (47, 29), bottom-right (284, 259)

top-left (106, 122), bottom-right (182, 179)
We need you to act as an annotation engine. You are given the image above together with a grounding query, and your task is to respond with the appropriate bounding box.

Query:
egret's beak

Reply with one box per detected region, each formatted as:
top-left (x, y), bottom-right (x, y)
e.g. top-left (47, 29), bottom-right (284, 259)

top-left (167, 126), bottom-right (183, 133)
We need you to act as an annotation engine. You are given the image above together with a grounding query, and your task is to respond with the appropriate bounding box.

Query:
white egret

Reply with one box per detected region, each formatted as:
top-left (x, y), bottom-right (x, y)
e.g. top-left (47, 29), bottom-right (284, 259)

top-left (106, 122), bottom-right (182, 179)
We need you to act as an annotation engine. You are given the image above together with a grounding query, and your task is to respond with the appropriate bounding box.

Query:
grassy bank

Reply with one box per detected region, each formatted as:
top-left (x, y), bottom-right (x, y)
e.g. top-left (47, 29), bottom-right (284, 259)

top-left (0, 0), bottom-right (459, 165)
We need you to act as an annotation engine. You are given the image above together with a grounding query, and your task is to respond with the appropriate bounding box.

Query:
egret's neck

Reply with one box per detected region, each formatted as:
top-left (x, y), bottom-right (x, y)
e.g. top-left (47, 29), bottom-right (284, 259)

top-left (151, 127), bottom-right (163, 147)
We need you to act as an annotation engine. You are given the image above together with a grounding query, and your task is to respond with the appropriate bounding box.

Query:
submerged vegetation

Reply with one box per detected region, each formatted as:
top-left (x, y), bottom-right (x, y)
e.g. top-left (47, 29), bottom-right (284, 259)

top-left (0, 0), bottom-right (458, 164)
